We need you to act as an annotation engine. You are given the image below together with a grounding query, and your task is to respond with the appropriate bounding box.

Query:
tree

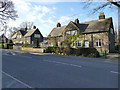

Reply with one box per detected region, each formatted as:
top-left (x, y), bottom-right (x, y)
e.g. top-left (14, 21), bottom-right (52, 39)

top-left (0, 0), bottom-right (18, 22)
top-left (20, 21), bottom-right (34, 30)
top-left (83, 1), bottom-right (120, 14)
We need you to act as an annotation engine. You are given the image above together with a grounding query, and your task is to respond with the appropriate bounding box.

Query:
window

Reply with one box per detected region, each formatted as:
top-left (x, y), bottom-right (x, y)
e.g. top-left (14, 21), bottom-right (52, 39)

top-left (20, 35), bottom-right (22, 38)
top-left (66, 30), bottom-right (77, 36)
top-left (32, 41), bottom-right (34, 44)
top-left (73, 41), bottom-right (76, 47)
top-left (78, 40), bottom-right (82, 47)
top-left (96, 39), bottom-right (102, 47)
top-left (85, 40), bottom-right (89, 48)
top-left (34, 34), bottom-right (40, 38)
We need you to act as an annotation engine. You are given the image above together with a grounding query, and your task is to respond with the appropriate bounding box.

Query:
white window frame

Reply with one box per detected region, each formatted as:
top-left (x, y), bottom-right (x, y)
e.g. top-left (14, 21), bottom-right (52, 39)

top-left (66, 30), bottom-right (77, 36)
top-left (78, 40), bottom-right (82, 47)
top-left (34, 34), bottom-right (40, 38)
top-left (96, 39), bottom-right (102, 47)
top-left (85, 40), bottom-right (89, 48)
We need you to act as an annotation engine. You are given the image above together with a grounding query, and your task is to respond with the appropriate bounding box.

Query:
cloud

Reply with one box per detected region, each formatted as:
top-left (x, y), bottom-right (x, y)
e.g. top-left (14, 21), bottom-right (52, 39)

top-left (57, 16), bottom-right (72, 23)
top-left (70, 8), bottom-right (74, 11)
top-left (8, 0), bottom-right (56, 37)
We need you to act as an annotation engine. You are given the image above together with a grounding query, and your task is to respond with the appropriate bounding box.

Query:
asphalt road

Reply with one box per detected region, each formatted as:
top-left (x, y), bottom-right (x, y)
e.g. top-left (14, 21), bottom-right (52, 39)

top-left (2, 49), bottom-right (119, 88)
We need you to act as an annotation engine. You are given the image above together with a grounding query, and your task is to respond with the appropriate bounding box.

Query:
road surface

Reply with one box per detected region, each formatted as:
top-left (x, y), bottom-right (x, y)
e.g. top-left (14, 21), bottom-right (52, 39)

top-left (2, 49), bottom-right (119, 88)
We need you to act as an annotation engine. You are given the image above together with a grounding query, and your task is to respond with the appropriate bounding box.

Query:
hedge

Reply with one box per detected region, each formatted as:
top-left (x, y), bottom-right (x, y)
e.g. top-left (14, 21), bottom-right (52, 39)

top-left (45, 46), bottom-right (100, 57)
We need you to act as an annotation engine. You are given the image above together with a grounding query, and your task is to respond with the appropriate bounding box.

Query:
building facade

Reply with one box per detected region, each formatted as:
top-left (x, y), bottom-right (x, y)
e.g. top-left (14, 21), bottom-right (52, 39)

top-left (0, 34), bottom-right (8, 44)
top-left (11, 26), bottom-right (43, 46)
top-left (47, 13), bottom-right (115, 53)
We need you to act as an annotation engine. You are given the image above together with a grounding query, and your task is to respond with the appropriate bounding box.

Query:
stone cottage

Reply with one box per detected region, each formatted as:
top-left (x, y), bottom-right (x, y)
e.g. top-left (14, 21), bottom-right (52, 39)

top-left (0, 34), bottom-right (8, 44)
top-left (47, 13), bottom-right (115, 53)
top-left (11, 26), bottom-right (43, 46)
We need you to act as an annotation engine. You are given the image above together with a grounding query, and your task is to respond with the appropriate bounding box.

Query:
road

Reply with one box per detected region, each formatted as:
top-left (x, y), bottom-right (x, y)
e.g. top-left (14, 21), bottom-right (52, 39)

top-left (2, 49), bottom-right (119, 88)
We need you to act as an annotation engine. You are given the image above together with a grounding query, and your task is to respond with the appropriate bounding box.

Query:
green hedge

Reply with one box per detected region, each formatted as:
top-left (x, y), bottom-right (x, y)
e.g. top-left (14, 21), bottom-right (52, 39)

top-left (0, 43), bottom-right (13, 49)
top-left (45, 46), bottom-right (100, 57)
top-left (115, 44), bottom-right (120, 51)
top-left (74, 47), bottom-right (100, 57)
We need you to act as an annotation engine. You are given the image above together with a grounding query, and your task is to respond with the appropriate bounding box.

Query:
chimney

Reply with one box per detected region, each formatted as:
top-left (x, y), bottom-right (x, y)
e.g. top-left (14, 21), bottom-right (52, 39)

top-left (57, 23), bottom-right (61, 27)
top-left (24, 27), bottom-right (27, 31)
top-left (75, 18), bottom-right (79, 24)
top-left (33, 26), bottom-right (36, 29)
top-left (99, 12), bottom-right (105, 19)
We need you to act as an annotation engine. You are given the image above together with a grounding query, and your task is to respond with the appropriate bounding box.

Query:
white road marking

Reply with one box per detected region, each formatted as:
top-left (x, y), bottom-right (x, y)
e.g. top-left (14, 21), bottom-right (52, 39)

top-left (110, 71), bottom-right (120, 74)
top-left (43, 60), bottom-right (82, 68)
top-left (2, 71), bottom-right (35, 89)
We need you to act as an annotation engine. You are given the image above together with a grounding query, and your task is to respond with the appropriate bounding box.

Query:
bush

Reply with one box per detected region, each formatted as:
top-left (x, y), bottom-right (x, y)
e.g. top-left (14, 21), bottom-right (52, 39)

top-left (0, 43), bottom-right (4, 48)
top-left (63, 48), bottom-right (74, 55)
top-left (3, 43), bottom-right (9, 49)
top-left (115, 44), bottom-right (120, 51)
top-left (22, 42), bottom-right (30, 47)
top-left (33, 46), bottom-right (41, 48)
top-left (7, 39), bottom-right (14, 49)
top-left (74, 47), bottom-right (100, 57)
top-left (45, 46), bottom-right (63, 53)
top-left (45, 47), bottom-right (54, 53)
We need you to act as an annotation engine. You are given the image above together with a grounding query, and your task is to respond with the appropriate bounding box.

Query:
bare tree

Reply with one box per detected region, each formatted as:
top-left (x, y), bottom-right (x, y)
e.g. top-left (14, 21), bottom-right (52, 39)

top-left (0, 0), bottom-right (18, 22)
top-left (83, 1), bottom-right (120, 14)
top-left (20, 21), bottom-right (34, 30)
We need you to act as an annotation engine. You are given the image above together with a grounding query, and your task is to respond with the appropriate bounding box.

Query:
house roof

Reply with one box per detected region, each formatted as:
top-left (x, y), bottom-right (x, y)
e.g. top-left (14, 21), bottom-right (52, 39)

top-left (48, 17), bottom-right (112, 37)
top-left (0, 34), bottom-right (8, 39)
top-left (49, 25), bottom-right (67, 37)
top-left (24, 29), bottom-right (36, 37)
top-left (80, 17), bottom-right (112, 34)
top-left (19, 30), bottom-right (27, 36)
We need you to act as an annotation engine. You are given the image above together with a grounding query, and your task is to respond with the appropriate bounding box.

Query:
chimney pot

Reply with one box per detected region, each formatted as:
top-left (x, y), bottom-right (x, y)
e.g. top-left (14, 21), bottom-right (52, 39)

top-left (57, 23), bottom-right (61, 27)
top-left (33, 26), bottom-right (36, 29)
top-left (75, 18), bottom-right (79, 24)
top-left (99, 12), bottom-right (105, 19)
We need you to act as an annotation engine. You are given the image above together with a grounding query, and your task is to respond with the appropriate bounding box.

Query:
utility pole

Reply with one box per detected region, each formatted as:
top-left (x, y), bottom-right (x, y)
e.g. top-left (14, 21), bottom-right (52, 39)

top-left (118, 7), bottom-right (120, 53)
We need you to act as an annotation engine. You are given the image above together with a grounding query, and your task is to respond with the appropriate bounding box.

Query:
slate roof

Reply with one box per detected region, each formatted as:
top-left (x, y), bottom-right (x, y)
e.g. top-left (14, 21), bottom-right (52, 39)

top-left (19, 30), bottom-right (27, 36)
top-left (80, 17), bottom-right (112, 34)
top-left (49, 25), bottom-right (67, 37)
top-left (48, 17), bottom-right (112, 37)
top-left (24, 29), bottom-right (36, 37)
top-left (11, 28), bottom-right (42, 38)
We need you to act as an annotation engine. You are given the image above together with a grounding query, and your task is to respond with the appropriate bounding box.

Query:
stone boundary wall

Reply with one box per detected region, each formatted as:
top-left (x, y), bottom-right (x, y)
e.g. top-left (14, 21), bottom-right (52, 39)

top-left (21, 47), bottom-right (45, 53)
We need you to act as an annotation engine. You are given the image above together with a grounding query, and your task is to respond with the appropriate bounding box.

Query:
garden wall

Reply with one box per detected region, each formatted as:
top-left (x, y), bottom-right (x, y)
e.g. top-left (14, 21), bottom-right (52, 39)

top-left (21, 47), bottom-right (45, 53)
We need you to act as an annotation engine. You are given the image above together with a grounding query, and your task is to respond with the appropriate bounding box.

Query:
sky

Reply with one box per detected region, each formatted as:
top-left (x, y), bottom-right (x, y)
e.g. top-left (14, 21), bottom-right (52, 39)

top-left (6, 0), bottom-right (118, 37)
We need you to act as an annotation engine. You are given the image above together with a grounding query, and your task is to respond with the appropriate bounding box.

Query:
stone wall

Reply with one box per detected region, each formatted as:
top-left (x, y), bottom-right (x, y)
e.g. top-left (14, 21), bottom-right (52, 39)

top-left (21, 47), bottom-right (45, 53)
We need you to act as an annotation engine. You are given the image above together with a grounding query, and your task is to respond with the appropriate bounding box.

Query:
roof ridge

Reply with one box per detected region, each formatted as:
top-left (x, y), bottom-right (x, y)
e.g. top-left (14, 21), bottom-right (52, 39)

top-left (79, 17), bottom-right (112, 24)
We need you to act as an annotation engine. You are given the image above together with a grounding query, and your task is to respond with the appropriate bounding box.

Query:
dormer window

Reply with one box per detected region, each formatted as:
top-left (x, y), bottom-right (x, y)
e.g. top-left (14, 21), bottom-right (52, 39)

top-left (66, 30), bottom-right (77, 36)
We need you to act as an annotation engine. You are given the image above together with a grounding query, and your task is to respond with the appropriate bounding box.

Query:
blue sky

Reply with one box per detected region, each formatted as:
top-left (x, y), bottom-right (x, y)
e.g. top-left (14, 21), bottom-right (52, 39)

top-left (7, 1), bottom-right (118, 37)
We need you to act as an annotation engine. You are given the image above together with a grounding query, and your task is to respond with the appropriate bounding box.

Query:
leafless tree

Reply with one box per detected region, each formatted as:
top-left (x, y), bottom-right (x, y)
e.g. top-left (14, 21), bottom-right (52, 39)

top-left (83, 1), bottom-right (120, 14)
top-left (20, 21), bottom-right (34, 30)
top-left (0, 0), bottom-right (18, 23)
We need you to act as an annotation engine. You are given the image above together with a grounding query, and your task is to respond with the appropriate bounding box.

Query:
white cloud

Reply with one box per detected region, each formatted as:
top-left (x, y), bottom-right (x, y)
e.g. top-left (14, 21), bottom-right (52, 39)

top-left (57, 16), bottom-right (71, 23)
top-left (8, 0), bottom-right (56, 37)
top-left (53, 7), bottom-right (56, 10)
top-left (70, 8), bottom-right (74, 11)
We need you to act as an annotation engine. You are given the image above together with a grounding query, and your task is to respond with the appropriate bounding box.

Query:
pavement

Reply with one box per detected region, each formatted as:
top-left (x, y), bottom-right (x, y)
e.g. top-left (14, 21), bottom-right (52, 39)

top-left (2, 49), bottom-right (119, 88)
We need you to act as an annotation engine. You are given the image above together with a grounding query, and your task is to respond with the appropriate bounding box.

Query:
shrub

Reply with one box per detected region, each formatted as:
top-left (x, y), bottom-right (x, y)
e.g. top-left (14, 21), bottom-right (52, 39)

top-left (33, 46), bottom-right (41, 48)
top-left (0, 43), bottom-right (4, 48)
top-left (3, 43), bottom-right (9, 49)
top-left (115, 44), bottom-right (120, 51)
top-left (74, 47), bottom-right (100, 57)
top-left (63, 48), bottom-right (74, 55)
top-left (22, 42), bottom-right (30, 47)
top-left (45, 47), bottom-right (54, 53)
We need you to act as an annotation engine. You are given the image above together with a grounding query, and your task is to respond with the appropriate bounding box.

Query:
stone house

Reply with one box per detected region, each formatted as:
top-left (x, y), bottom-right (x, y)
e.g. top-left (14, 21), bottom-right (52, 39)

top-left (11, 26), bottom-right (43, 46)
top-left (0, 34), bottom-right (8, 44)
top-left (47, 13), bottom-right (115, 53)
